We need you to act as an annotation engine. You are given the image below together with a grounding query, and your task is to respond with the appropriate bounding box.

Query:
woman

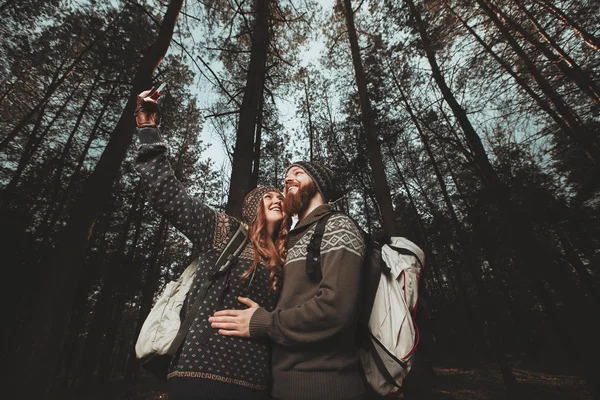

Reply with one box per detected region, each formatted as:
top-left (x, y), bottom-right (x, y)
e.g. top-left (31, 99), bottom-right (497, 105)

top-left (134, 90), bottom-right (289, 399)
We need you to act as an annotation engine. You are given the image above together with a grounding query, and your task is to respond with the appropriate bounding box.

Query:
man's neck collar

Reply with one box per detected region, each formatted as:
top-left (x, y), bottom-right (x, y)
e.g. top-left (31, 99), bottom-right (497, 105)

top-left (294, 204), bottom-right (332, 231)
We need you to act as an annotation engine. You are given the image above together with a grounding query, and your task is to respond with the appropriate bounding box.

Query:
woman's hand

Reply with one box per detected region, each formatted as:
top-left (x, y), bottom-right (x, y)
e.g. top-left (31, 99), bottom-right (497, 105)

top-left (135, 89), bottom-right (161, 128)
top-left (209, 297), bottom-right (260, 338)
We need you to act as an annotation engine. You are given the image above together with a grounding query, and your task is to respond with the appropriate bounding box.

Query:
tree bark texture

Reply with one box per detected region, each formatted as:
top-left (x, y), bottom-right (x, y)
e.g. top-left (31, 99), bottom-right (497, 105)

top-left (343, 0), bottom-right (397, 236)
top-left (476, 0), bottom-right (600, 164)
top-left (534, 0), bottom-right (600, 52)
top-left (14, 1), bottom-right (184, 397)
top-left (407, 1), bottom-right (600, 396)
top-left (226, 0), bottom-right (270, 218)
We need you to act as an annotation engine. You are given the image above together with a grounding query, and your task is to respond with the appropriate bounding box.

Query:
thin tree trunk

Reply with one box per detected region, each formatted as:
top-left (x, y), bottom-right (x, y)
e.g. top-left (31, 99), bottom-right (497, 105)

top-left (251, 93), bottom-right (264, 188)
top-left (125, 218), bottom-right (170, 383)
top-left (1, 103), bottom-right (47, 198)
top-left (97, 191), bottom-right (145, 383)
top-left (39, 76), bottom-right (122, 252)
top-left (397, 80), bottom-right (517, 390)
top-left (304, 75), bottom-right (314, 161)
top-left (386, 145), bottom-right (448, 299)
top-left (409, 1), bottom-right (600, 395)
top-left (386, 146), bottom-right (429, 250)
top-left (476, 0), bottom-right (600, 163)
top-left (14, 1), bottom-right (184, 397)
top-left (534, 0), bottom-right (600, 52)
top-left (0, 80), bottom-right (82, 207)
top-left (0, 65), bottom-right (34, 107)
top-left (342, 0), bottom-right (396, 235)
top-left (510, 0), bottom-right (600, 102)
top-left (78, 182), bottom-right (144, 391)
top-left (556, 233), bottom-right (600, 306)
top-left (444, 2), bottom-right (578, 143)
top-left (226, 0), bottom-right (270, 217)
top-left (39, 68), bottom-right (102, 239)
top-left (323, 85), bottom-right (381, 216)
top-left (0, 38), bottom-right (101, 152)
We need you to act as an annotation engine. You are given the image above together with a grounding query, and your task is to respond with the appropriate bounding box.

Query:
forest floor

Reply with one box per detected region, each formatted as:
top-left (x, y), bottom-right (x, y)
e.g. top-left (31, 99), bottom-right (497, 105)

top-left (58, 361), bottom-right (590, 400)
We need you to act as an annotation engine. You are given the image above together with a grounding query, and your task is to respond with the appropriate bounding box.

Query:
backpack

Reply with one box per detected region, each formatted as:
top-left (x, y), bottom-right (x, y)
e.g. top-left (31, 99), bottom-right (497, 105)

top-left (306, 212), bottom-right (425, 396)
top-left (135, 224), bottom-right (248, 379)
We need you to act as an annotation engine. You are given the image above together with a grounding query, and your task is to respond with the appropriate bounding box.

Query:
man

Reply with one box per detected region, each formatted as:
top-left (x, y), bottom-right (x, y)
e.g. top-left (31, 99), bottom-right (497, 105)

top-left (210, 161), bottom-right (367, 400)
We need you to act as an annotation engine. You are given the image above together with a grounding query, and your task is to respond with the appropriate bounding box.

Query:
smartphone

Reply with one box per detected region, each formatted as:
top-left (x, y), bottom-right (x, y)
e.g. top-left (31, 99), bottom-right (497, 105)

top-left (147, 81), bottom-right (168, 101)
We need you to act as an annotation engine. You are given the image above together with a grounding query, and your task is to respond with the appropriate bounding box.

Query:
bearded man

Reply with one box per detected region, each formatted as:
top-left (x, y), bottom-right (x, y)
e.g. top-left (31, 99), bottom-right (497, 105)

top-left (210, 161), bottom-right (370, 400)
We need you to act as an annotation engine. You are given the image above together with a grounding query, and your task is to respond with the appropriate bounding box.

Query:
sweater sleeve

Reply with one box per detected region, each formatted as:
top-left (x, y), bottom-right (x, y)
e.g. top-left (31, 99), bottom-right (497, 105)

top-left (249, 214), bottom-right (365, 345)
top-left (135, 126), bottom-right (216, 253)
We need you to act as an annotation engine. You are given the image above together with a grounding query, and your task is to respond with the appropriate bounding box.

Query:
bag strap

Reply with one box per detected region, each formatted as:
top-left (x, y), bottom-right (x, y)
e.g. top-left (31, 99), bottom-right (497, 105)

top-left (166, 223), bottom-right (248, 355)
top-left (364, 334), bottom-right (405, 391)
top-left (305, 212), bottom-right (339, 280)
top-left (386, 245), bottom-right (424, 269)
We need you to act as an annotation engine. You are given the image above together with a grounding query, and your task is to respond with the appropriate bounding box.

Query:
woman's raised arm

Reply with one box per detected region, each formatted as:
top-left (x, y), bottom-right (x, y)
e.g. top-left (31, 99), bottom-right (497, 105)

top-left (134, 92), bottom-right (216, 253)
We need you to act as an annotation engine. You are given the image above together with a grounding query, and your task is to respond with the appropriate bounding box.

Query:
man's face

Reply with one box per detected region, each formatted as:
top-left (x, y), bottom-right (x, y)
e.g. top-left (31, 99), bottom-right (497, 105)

top-left (283, 166), bottom-right (317, 215)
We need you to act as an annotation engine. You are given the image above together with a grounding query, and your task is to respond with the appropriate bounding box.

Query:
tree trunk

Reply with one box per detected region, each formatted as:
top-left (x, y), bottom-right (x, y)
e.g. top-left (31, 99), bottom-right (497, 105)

top-left (407, 1), bottom-right (600, 396)
top-left (78, 182), bottom-right (144, 391)
top-left (342, 0), bottom-right (396, 235)
top-left (0, 80), bottom-right (81, 208)
top-left (14, 1), bottom-right (184, 398)
top-left (397, 81), bottom-right (517, 390)
top-left (304, 75), bottom-right (314, 162)
top-left (125, 217), bottom-right (170, 382)
top-left (38, 76), bottom-right (122, 253)
top-left (0, 103), bottom-right (47, 202)
top-left (444, 2), bottom-right (578, 144)
top-left (509, 0), bottom-right (600, 102)
top-left (386, 145), bottom-right (429, 250)
top-left (226, 0), bottom-right (270, 217)
top-left (534, 0), bottom-right (600, 52)
top-left (251, 93), bottom-right (264, 188)
top-left (0, 37), bottom-right (100, 153)
top-left (476, 0), bottom-right (600, 164)
top-left (97, 190), bottom-right (145, 383)
top-left (38, 68), bottom-right (102, 240)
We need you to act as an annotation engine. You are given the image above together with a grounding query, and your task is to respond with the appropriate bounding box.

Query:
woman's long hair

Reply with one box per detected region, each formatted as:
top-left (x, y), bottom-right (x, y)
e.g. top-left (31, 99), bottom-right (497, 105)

top-left (240, 198), bottom-right (291, 292)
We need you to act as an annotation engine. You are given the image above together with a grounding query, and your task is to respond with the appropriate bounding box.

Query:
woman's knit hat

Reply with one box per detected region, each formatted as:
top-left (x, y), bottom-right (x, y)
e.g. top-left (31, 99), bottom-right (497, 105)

top-left (242, 186), bottom-right (282, 224)
top-left (286, 161), bottom-right (337, 203)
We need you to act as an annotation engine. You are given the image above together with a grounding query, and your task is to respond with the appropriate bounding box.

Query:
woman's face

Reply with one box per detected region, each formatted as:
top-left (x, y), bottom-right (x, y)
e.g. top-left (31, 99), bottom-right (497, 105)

top-left (262, 191), bottom-right (285, 224)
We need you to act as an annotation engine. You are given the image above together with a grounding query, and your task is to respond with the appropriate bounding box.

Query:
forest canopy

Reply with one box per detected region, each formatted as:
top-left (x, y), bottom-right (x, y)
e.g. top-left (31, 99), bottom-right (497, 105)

top-left (2, 0), bottom-right (598, 399)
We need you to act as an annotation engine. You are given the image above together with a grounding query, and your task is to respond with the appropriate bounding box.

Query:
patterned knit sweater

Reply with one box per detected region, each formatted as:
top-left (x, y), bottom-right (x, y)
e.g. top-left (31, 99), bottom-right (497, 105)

top-left (249, 204), bottom-right (367, 400)
top-left (135, 127), bottom-right (277, 395)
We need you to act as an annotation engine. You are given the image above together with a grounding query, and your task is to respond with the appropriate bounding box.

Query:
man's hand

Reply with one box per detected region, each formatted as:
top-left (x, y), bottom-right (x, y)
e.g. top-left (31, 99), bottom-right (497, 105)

top-left (135, 90), bottom-right (161, 128)
top-left (209, 297), bottom-right (260, 338)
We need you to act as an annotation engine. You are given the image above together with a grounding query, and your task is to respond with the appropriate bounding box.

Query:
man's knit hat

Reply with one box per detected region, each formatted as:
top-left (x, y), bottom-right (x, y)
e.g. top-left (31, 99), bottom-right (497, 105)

top-left (287, 161), bottom-right (337, 203)
top-left (242, 186), bottom-right (281, 224)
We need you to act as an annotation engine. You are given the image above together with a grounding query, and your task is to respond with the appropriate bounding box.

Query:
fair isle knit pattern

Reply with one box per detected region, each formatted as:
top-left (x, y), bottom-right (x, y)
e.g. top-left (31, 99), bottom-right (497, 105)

top-left (135, 127), bottom-right (276, 393)
top-left (285, 214), bottom-right (365, 263)
top-left (248, 204), bottom-right (367, 400)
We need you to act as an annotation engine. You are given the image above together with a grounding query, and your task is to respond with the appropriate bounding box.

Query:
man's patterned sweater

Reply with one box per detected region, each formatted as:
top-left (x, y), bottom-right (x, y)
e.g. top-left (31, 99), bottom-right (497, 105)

top-left (249, 204), bottom-right (367, 400)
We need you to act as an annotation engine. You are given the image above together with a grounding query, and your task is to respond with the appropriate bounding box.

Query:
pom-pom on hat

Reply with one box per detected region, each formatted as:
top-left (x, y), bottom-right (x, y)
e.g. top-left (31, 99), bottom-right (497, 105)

top-left (286, 161), bottom-right (337, 203)
top-left (242, 186), bottom-right (282, 224)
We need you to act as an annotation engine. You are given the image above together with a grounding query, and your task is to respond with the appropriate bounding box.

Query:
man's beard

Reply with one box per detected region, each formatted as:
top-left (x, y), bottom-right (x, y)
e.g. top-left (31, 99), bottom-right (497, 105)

top-left (284, 179), bottom-right (317, 216)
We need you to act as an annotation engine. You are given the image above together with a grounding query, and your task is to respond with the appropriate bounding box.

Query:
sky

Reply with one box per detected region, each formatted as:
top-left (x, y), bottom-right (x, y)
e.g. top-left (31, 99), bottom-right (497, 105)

top-left (184, 0), bottom-right (335, 174)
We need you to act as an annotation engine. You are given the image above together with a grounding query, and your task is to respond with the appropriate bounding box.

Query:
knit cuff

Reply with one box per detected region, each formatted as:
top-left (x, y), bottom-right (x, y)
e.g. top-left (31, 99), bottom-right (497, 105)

top-left (249, 307), bottom-right (271, 339)
top-left (136, 126), bottom-right (162, 144)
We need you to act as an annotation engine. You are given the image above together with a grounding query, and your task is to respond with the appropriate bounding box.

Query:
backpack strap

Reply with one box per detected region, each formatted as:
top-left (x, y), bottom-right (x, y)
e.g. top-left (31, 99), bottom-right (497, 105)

top-left (306, 212), bottom-right (339, 280)
top-left (386, 245), bottom-right (425, 269)
top-left (364, 334), bottom-right (406, 391)
top-left (166, 223), bottom-right (248, 355)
